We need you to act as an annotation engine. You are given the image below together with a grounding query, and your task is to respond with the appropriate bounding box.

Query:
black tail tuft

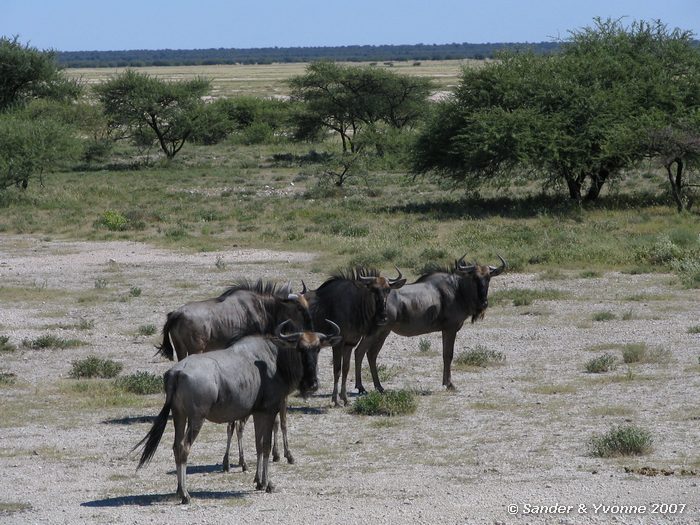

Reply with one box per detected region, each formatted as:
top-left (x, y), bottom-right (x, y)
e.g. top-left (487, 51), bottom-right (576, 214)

top-left (156, 311), bottom-right (180, 361)
top-left (133, 370), bottom-right (176, 469)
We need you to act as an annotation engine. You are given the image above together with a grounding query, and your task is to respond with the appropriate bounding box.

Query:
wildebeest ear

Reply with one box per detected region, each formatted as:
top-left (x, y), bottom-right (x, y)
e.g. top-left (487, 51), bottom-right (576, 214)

top-left (321, 334), bottom-right (342, 348)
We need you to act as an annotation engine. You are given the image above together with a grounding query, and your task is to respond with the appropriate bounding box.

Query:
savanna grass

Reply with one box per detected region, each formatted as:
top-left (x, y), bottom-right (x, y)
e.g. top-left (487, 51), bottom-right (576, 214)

top-left (454, 345), bottom-right (506, 369)
top-left (137, 324), bottom-right (157, 336)
top-left (22, 334), bottom-right (86, 350)
top-left (589, 424), bottom-right (653, 457)
top-left (115, 371), bottom-right (163, 394)
top-left (490, 288), bottom-right (567, 307)
top-left (592, 311), bottom-right (617, 322)
top-left (0, 335), bottom-right (16, 353)
top-left (585, 353), bottom-right (617, 373)
top-left (351, 390), bottom-right (417, 416)
top-left (69, 355), bottom-right (123, 378)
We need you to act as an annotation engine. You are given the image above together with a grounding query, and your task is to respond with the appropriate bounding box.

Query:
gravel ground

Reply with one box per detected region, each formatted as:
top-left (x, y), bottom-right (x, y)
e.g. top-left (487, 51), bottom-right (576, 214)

top-left (0, 236), bottom-right (699, 524)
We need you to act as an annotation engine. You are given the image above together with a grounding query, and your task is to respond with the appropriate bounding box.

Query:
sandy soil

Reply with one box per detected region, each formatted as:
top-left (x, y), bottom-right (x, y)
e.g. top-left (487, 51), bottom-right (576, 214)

top-left (0, 236), bottom-right (699, 524)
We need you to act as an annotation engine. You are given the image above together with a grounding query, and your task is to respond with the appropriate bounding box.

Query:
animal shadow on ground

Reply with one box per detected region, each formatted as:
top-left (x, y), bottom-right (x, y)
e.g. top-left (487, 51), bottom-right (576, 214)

top-left (102, 415), bottom-right (159, 426)
top-left (81, 490), bottom-right (244, 507)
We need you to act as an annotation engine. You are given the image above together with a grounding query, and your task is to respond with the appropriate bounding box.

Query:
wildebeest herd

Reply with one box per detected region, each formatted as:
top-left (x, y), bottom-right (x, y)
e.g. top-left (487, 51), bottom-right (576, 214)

top-left (134, 253), bottom-right (506, 504)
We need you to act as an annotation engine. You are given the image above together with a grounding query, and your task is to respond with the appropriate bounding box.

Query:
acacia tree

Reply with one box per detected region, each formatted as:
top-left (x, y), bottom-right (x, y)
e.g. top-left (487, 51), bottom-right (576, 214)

top-left (0, 36), bottom-right (80, 111)
top-left (95, 70), bottom-right (210, 159)
top-left (289, 61), bottom-right (431, 154)
top-left (412, 19), bottom-right (700, 204)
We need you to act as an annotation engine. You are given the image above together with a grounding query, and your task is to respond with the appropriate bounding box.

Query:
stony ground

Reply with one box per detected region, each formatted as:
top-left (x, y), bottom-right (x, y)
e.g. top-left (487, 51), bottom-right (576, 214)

top-left (0, 236), bottom-right (699, 524)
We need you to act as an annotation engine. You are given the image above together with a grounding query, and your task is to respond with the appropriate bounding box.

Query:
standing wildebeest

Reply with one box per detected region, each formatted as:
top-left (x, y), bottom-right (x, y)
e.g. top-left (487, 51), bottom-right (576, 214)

top-left (134, 320), bottom-right (342, 504)
top-left (302, 267), bottom-right (406, 406)
top-left (353, 254), bottom-right (506, 393)
top-left (158, 279), bottom-right (311, 361)
top-left (158, 279), bottom-right (312, 470)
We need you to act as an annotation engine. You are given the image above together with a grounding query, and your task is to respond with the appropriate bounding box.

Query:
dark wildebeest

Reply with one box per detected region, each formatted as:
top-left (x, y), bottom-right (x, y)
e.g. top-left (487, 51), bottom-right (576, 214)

top-left (134, 320), bottom-right (342, 504)
top-left (158, 279), bottom-right (312, 470)
top-left (302, 266), bottom-right (406, 406)
top-left (353, 254), bottom-right (506, 393)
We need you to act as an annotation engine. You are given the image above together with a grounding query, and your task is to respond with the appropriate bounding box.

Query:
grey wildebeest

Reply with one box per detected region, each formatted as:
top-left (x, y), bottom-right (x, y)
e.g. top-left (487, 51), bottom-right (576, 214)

top-left (353, 254), bottom-right (506, 393)
top-left (158, 279), bottom-right (312, 470)
top-left (134, 320), bottom-right (342, 504)
top-left (301, 266), bottom-right (406, 406)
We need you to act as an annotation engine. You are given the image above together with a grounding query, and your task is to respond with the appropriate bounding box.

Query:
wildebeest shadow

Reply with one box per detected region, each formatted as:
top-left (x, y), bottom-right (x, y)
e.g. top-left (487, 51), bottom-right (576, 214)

top-left (102, 415), bottom-right (161, 426)
top-left (287, 405), bottom-right (328, 415)
top-left (166, 464), bottom-right (231, 475)
top-left (81, 490), bottom-right (244, 507)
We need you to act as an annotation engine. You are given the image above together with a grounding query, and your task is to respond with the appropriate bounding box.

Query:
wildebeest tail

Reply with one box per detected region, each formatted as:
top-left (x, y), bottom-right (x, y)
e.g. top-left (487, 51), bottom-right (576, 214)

top-left (133, 370), bottom-right (177, 469)
top-left (156, 311), bottom-right (181, 360)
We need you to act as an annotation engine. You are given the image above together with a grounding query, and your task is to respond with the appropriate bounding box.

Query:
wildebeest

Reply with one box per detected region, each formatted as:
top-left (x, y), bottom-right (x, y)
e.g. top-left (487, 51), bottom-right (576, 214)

top-left (134, 320), bottom-right (341, 504)
top-left (302, 266), bottom-right (406, 406)
top-left (157, 279), bottom-right (312, 470)
top-left (353, 254), bottom-right (506, 393)
top-left (158, 279), bottom-right (312, 361)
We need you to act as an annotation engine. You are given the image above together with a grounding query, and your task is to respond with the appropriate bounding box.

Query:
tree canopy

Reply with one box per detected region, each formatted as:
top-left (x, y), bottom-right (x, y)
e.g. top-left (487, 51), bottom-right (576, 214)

top-left (412, 19), bottom-right (700, 208)
top-left (94, 70), bottom-right (211, 159)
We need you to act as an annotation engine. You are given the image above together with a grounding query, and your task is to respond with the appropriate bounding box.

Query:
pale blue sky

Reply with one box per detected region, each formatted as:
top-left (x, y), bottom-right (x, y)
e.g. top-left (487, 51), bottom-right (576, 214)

top-left (3, 0), bottom-right (699, 51)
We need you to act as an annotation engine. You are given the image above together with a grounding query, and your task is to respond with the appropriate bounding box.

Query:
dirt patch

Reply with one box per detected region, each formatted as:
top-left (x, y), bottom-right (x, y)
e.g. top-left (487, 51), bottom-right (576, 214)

top-left (0, 236), bottom-right (699, 524)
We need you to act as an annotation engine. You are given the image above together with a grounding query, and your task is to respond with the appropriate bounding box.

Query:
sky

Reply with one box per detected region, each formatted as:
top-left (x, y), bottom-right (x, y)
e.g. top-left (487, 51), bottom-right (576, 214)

top-left (3, 0), bottom-right (699, 52)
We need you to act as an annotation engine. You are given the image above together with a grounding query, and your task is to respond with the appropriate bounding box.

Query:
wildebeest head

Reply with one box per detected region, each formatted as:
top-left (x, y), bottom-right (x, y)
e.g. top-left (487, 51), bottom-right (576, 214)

top-left (282, 288), bottom-right (313, 331)
top-left (455, 254), bottom-right (507, 322)
top-left (274, 319), bottom-right (341, 396)
top-left (358, 266), bottom-right (406, 325)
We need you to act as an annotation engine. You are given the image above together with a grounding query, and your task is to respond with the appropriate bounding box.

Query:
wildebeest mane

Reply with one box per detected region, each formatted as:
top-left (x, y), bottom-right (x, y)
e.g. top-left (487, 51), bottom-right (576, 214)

top-left (218, 279), bottom-right (292, 301)
top-left (415, 259), bottom-right (467, 282)
top-left (318, 266), bottom-right (381, 290)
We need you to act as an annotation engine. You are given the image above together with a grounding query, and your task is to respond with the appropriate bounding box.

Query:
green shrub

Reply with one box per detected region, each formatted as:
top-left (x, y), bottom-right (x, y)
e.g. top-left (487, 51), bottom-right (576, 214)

top-left (0, 372), bottom-right (17, 386)
top-left (688, 325), bottom-right (700, 334)
top-left (69, 355), bottom-right (123, 378)
top-left (454, 345), bottom-right (506, 368)
top-left (621, 343), bottom-right (648, 363)
top-left (137, 324), bottom-right (157, 336)
top-left (592, 311), bottom-right (616, 322)
top-left (589, 424), bottom-right (653, 457)
top-left (351, 390), bottom-right (417, 416)
top-left (585, 353), bottom-right (617, 373)
top-left (671, 258), bottom-right (700, 289)
top-left (96, 210), bottom-right (128, 231)
top-left (129, 286), bottom-right (142, 297)
top-left (418, 338), bottom-right (432, 353)
top-left (22, 334), bottom-right (85, 349)
top-left (115, 371), bottom-right (163, 394)
top-left (0, 335), bottom-right (16, 353)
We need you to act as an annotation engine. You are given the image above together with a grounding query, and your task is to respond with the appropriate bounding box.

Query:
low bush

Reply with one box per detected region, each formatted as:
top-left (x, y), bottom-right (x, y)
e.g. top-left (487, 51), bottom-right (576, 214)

top-left (589, 424), bottom-right (653, 457)
top-left (351, 390), bottom-right (417, 416)
top-left (454, 345), bottom-right (506, 368)
top-left (585, 353), bottom-right (617, 373)
top-left (0, 335), bottom-right (16, 353)
top-left (23, 334), bottom-right (85, 349)
top-left (115, 371), bottom-right (163, 394)
top-left (69, 355), bottom-right (123, 378)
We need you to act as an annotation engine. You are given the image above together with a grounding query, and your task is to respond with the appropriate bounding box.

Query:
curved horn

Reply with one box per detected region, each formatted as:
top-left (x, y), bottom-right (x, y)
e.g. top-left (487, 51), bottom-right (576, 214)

top-left (300, 280), bottom-right (308, 295)
top-left (488, 254), bottom-right (507, 276)
top-left (457, 252), bottom-right (468, 264)
top-left (274, 320), bottom-right (301, 342)
top-left (389, 266), bottom-right (403, 284)
top-left (319, 319), bottom-right (341, 341)
top-left (457, 258), bottom-right (476, 274)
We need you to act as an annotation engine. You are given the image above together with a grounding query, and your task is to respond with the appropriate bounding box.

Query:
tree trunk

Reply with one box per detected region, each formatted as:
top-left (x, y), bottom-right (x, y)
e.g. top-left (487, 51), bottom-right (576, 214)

top-left (666, 160), bottom-right (685, 212)
top-left (564, 172), bottom-right (584, 201)
top-left (584, 167), bottom-right (609, 201)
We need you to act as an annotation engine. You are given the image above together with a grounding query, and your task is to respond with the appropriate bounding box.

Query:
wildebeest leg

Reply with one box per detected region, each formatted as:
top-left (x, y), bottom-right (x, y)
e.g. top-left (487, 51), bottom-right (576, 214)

top-left (278, 401), bottom-right (294, 464)
top-left (223, 418), bottom-right (248, 472)
top-left (173, 410), bottom-right (188, 503)
top-left (271, 415), bottom-right (280, 462)
top-left (236, 418), bottom-right (248, 471)
top-left (441, 328), bottom-right (457, 390)
top-left (331, 344), bottom-right (343, 407)
top-left (339, 342), bottom-right (354, 405)
top-left (253, 412), bottom-right (276, 493)
top-left (365, 331), bottom-right (391, 393)
top-left (353, 339), bottom-right (368, 394)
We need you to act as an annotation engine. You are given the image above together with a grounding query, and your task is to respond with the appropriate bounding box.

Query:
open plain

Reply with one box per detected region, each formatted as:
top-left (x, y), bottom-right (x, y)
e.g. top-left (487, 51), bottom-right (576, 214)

top-left (0, 235), bottom-right (698, 524)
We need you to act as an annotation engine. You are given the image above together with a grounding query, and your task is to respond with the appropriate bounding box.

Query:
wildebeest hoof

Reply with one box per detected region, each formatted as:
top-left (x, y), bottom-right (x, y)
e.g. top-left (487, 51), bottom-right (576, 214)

top-left (286, 454), bottom-right (295, 465)
top-left (180, 494), bottom-right (191, 505)
top-left (272, 453), bottom-right (281, 462)
top-left (265, 482), bottom-right (275, 493)
top-left (444, 383), bottom-right (456, 391)
top-left (241, 462), bottom-right (248, 472)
